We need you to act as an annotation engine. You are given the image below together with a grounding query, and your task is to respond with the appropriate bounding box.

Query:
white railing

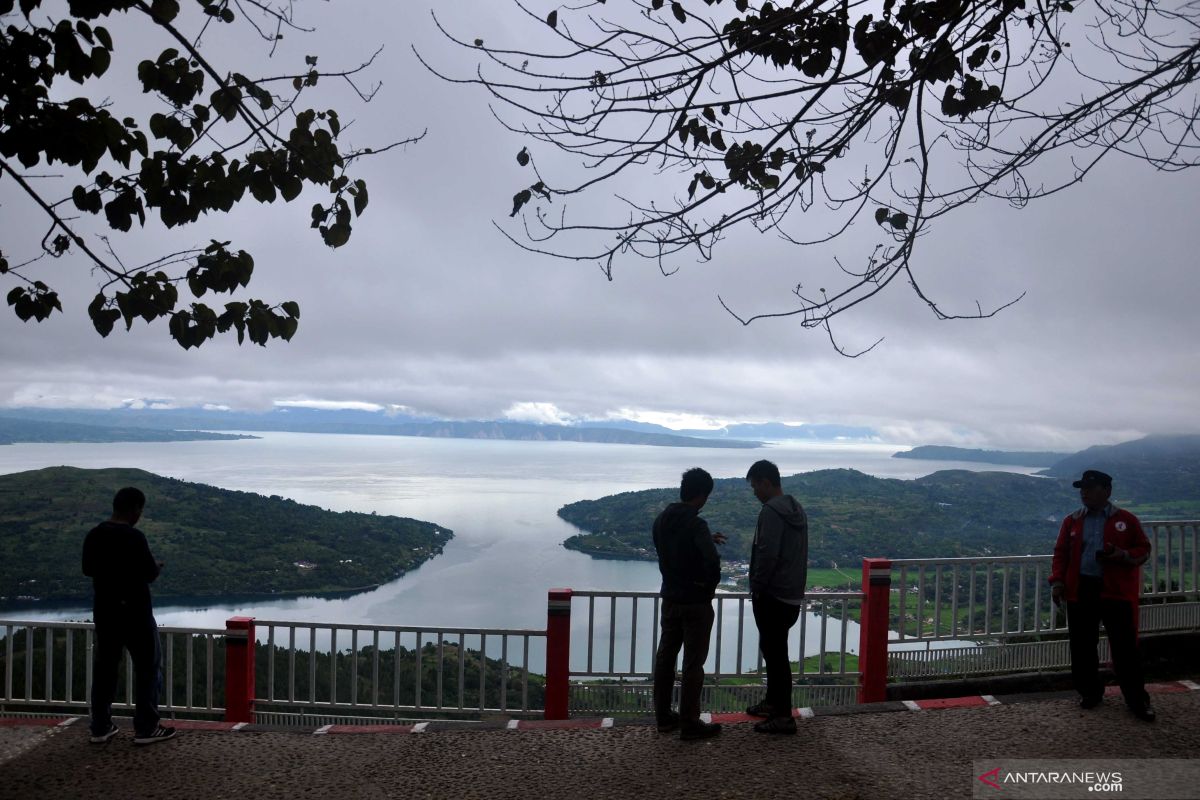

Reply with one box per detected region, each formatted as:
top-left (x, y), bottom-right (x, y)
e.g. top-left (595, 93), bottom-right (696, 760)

top-left (0, 620), bottom-right (226, 716)
top-left (568, 589), bottom-right (861, 680)
top-left (884, 521), bottom-right (1200, 679)
top-left (888, 520), bottom-right (1200, 645)
top-left (253, 620), bottom-right (546, 719)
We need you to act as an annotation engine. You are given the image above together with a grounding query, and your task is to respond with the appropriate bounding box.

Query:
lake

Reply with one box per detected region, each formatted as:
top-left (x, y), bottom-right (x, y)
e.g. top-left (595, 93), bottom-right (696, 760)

top-left (0, 433), bottom-right (1033, 666)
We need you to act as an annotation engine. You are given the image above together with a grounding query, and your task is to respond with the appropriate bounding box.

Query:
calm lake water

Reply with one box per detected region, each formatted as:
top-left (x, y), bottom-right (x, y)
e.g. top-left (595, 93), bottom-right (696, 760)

top-left (0, 434), bottom-right (1032, 666)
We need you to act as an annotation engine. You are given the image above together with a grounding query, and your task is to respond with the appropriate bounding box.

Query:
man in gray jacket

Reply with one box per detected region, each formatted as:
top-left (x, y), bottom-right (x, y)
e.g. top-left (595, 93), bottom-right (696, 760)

top-left (745, 459), bottom-right (808, 734)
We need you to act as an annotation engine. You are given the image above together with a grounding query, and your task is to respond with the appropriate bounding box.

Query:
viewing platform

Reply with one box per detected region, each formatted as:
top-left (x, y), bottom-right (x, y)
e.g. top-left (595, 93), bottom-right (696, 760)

top-left (2, 680), bottom-right (1198, 799)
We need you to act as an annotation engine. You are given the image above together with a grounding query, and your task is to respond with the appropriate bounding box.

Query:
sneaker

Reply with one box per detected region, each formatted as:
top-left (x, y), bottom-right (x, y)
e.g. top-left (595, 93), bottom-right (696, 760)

top-left (746, 700), bottom-right (776, 718)
top-left (656, 710), bottom-right (681, 733)
top-left (753, 715), bottom-right (797, 735)
top-left (89, 723), bottom-right (119, 744)
top-left (679, 721), bottom-right (721, 741)
top-left (1129, 701), bottom-right (1156, 723)
top-left (133, 726), bottom-right (177, 745)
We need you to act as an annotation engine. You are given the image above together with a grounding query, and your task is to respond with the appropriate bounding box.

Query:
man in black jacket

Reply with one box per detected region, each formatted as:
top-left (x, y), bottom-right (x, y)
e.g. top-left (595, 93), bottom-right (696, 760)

top-left (652, 467), bottom-right (726, 740)
top-left (82, 487), bottom-right (176, 745)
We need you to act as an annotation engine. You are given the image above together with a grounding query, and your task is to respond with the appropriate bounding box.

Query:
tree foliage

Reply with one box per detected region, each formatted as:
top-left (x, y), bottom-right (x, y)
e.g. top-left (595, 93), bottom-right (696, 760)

top-left (433, 0), bottom-right (1200, 353)
top-left (0, 0), bottom-right (422, 348)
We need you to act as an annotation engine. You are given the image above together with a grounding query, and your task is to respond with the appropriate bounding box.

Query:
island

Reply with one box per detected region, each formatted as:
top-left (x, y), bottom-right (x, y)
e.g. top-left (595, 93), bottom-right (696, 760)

top-left (0, 466), bottom-right (452, 604)
top-left (892, 445), bottom-right (1067, 467)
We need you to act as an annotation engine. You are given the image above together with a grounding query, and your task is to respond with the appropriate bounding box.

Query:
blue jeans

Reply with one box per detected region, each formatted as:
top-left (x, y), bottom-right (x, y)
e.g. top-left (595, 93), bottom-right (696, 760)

top-left (90, 613), bottom-right (162, 737)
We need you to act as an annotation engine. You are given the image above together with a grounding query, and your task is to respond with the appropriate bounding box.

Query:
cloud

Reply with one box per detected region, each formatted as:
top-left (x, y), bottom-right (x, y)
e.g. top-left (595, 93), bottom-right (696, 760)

top-left (503, 402), bottom-right (576, 426)
top-left (0, 2), bottom-right (1198, 452)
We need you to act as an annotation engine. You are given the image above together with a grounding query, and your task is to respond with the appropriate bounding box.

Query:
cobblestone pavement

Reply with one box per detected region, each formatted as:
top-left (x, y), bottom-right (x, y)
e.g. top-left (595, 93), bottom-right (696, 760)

top-left (1, 690), bottom-right (1197, 800)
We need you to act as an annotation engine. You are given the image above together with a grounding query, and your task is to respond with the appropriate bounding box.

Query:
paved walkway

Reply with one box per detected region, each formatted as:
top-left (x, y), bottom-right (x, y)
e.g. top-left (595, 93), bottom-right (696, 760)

top-left (2, 683), bottom-right (1198, 799)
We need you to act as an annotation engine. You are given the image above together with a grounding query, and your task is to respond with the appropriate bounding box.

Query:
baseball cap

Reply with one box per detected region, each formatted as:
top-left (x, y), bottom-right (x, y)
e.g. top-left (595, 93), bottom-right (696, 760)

top-left (1072, 469), bottom-right (1113, 488)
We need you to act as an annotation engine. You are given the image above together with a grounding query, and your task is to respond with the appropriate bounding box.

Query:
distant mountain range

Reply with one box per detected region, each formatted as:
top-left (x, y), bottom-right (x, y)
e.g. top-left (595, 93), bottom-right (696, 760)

top-left (0, 408), bottom-right (760, 449)
top-left (0, 408), bottom-right (885, 449)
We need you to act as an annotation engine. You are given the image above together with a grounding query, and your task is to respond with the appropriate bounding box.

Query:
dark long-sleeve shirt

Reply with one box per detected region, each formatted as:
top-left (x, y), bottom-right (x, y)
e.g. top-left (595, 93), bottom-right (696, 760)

top-left (653, 503), bottom-right (720, 603)
top-left (82, 521), bottom-right (160, 620)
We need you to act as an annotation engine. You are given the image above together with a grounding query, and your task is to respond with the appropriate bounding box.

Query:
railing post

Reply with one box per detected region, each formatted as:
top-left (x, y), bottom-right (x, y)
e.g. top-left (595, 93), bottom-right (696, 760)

top-left (858, 558), bottom-right (891, 704)
top-left (544, 589), bottom-right (572, 720)
top-left (224, 616), bottom-right (255, 724)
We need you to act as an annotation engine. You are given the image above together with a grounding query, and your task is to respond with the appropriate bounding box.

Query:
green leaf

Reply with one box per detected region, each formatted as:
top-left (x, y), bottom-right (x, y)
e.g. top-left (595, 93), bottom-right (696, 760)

top-left (150, 0), bottom-right (181, 24)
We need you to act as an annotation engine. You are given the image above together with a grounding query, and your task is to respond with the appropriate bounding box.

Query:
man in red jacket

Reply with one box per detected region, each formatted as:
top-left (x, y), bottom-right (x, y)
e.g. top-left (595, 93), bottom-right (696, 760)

top-left (1049, 470), bottom-right (1154, 721)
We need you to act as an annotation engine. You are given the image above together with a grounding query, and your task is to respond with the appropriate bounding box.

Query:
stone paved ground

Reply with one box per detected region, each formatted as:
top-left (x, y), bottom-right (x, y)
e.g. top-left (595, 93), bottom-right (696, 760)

top-left (1, 690), bottom-right (1197, 800)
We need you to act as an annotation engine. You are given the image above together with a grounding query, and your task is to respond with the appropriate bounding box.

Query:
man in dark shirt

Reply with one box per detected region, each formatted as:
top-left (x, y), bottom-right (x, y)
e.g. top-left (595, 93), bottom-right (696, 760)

top-left (82, 487), bottom-right (176, 745)
top-left (651, 467), bottom-right (726, 741)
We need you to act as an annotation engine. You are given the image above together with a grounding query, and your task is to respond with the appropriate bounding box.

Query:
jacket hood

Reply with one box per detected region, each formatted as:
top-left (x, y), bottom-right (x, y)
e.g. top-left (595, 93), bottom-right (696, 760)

top-left (765, 494), bottom-right (805, 526)
top-left (659, 502), bottom-right (699, 527)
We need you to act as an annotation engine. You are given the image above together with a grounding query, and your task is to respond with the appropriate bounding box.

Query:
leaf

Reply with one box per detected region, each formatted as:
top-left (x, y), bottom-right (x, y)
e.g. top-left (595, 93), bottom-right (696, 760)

top-left (281, 301), bottom-right (300, 319)
top-left (875, 208), bottom-right (890, 225)
top-left (890, 212), bottom-right (909, 230)
top-left (516, 147), bottom-right (530, 167)
top-left (672, 2), bottom-right (686, 24)
top-left (546, 9), bottom-right (558, 28)
top-left (510, 189), bottom-right (532, 217)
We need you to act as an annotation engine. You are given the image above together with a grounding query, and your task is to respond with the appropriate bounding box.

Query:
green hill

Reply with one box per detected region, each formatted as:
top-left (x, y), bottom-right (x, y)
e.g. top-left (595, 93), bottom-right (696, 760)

top-left (0, 467), bottom-right (452, 604)
top-left (559, 469), bottom-right (1074, 565)
top-left (1040, 434), bottom-right (1200, 507)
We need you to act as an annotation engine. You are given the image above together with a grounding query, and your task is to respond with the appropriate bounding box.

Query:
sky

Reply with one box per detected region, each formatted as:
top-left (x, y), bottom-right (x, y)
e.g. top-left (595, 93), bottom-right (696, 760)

top-left (1, 2), bottom-right (1198, 451)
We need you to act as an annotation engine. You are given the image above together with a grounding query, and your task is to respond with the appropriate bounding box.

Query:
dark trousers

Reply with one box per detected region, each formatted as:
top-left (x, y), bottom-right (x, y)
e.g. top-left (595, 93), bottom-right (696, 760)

top-left (1067, 576), bottom-right (1147, 707)
top-left (90, 613), bottom-right (162, 737)
top-left (752, 592), bottom-right (802, 714)
top-left (653, 599), bottom-right (715, 723)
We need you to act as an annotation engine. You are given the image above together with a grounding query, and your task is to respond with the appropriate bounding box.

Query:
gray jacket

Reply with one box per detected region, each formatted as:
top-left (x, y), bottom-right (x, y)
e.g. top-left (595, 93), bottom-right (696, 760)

top-left (749, 494), bottom-right (808, 602)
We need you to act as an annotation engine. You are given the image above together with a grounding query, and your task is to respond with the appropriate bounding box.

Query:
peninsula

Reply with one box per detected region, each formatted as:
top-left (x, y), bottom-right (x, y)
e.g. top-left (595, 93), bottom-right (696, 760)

top-left (0, 467), bottom-right (451, 604)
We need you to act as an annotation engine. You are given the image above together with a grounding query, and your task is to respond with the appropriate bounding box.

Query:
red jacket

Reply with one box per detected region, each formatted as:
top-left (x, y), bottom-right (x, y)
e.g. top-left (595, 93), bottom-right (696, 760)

top-left (1049, 505), bottom-right (1150, 603)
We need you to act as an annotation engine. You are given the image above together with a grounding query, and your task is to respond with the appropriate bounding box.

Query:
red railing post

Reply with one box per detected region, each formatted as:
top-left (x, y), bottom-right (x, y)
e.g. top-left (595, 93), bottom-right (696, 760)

top-left (224, 616), bottom-right (256, 724)
top-left (858, 558), bottom-right (891, 704)
top-left (544, 588), bottom-right (572, 720)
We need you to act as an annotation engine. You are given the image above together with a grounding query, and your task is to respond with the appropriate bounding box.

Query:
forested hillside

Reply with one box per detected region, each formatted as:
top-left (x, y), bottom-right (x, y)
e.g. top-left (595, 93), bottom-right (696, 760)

top-left (0, 467), bottom-right (451, 603)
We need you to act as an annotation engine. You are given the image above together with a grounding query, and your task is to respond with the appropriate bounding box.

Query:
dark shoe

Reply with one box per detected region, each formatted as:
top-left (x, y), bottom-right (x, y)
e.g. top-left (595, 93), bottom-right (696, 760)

top-left (133, 725), bottom-right (177, 745)
top-left (656, 710), bottom-right (680, 733)
top-left (746, 700), bottom-right (776, 718)
top-left (89, 723), bottom-right (119, 744)
top-left (753, 715), bottom-right (797, 735)
top-left (1129, 701), bottom-right (1156, 723)
top-left (1079, 695), bottom-right (1103, 710)
top-left (679, 722), bottom-right (721, 741)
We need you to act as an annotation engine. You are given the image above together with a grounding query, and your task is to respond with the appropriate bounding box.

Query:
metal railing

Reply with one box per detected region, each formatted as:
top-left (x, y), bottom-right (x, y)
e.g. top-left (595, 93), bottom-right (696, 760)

top-left (884, 521), bottom-right (1200, 679)
top-left (252, 619), bottom-right (546, 720)
top-left (564, 589), bottom-right (861, 714)
top-left (888, 520), bottom-right (1200, 645)
top-left (0, 620), bottom-right (226, 716)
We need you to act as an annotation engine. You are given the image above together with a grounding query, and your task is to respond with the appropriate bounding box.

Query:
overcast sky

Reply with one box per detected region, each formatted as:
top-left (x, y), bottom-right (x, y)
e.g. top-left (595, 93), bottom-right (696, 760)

top-left (1, 2), bottom-right (1197, 451)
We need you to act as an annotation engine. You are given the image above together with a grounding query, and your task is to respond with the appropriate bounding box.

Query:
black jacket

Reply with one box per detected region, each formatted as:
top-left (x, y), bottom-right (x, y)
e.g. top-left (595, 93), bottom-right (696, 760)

top-left (653, 503), bottom-right (720, 603)
top-left (82, 521), bottom-right (160, 620)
